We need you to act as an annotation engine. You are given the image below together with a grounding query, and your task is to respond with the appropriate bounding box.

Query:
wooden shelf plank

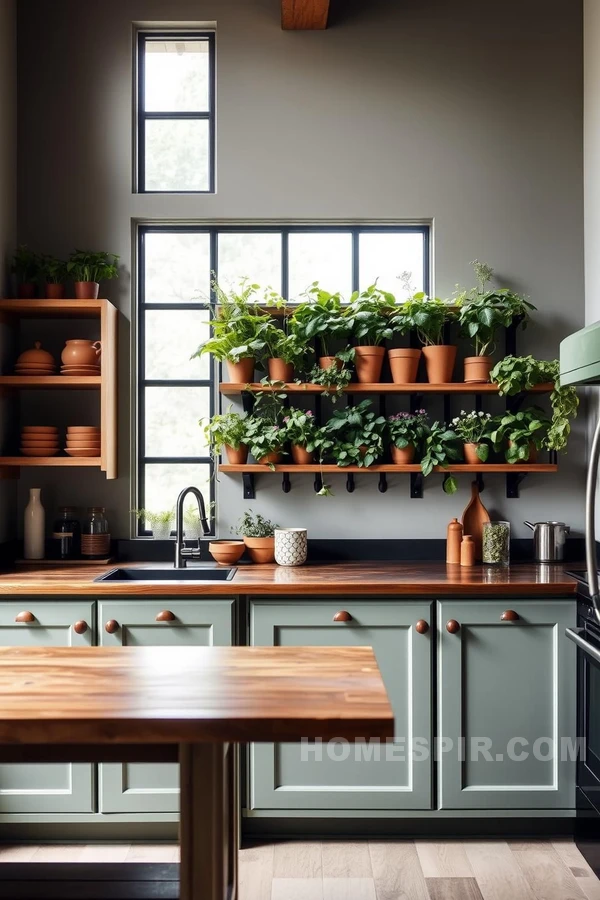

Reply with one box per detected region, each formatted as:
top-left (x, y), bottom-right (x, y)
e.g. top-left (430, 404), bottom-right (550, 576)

top-left (219, 463), bottom-right (558, 474)
top-left (0, 457), bottom-right (101, 467)
top-left (282, 0), bottom-right (330, 29)
top-left (0, 376), bottom-right (101, 389)
top-left (220, 382), bottom-right (554, 395)
top-left (0, 299), bottom-right (105, 318)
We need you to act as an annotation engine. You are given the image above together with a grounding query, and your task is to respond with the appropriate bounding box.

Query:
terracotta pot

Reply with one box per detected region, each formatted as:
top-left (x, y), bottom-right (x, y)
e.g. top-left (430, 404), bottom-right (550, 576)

top-left (16, 342), bottom-right (55, 367)
top-left (243, 536), bottom-right (275, 563)
top-left (463, 442), bottom-right (487, 464)
top-left (258, 451), bottom-right (283, 465)
top-left (268, 358), bottom-right (294, 383)
top-left (208, 540), bottom-right (246, 565)
top-left (388, 348), bottom-right (421, 384)
top-left (354, 345), bottom-right (386, 383)
top-left (291, 444), bottom-right (314, 464)
top-left (61, 339), bottom-right (102, 367)
top-left (44, 283), bottom-right (65, 299)
top-left (319, 356), bottom-right (342, 371)
top-left (226, 358), bottom-right (255, 383)
top-left (17, 283), bottom-right (36, 299)
top-left (508, 440), bottom-right (538, 463)
top-left (74, 281), bottom-right (100, 300)
top-left (391, 444), bottom-right (415, 465)
top-left (422, 344), bottom-right (457, 383)
top-left (464, 356), bottom-right (493, 384)
top-left (225, 444), bottom-right (248, 465)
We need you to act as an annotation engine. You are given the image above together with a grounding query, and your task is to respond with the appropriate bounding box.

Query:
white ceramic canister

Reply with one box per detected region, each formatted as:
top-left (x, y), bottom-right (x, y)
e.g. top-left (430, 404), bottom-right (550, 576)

top-left (274, 528), bottom-right (308, 567)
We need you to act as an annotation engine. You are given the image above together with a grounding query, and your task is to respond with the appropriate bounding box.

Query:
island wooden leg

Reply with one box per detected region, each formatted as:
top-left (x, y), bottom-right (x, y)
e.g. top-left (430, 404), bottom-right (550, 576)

top-left (179, 742), bottom-right (236, 900)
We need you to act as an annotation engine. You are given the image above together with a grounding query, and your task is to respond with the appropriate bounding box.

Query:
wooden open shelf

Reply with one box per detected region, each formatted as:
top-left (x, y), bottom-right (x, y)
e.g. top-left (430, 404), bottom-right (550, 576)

top-left (0, 376), bottom-right (101, 389)
top-left (0, 299), bottom-right (106, 318)
top-left (0, 457), bottom-right (102, 467)
top-left (220, 463), bottom-right (558, 474)
top-left (220, 382), bottom-right (554, 396)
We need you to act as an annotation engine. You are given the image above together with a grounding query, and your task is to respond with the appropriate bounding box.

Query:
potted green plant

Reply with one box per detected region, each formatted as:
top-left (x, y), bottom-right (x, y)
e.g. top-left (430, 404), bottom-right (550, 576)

top-left (11, 245), bottom-right (41, 299)
top-left (66, 250), bottom-right (119, 300)
top-left (420, 421), bottom-right (462, 493)
top-left (307, 347), bottom-right (355, 402)
top-left (202, 409), bottom-right (249, 464)
top-left (392, 294), bottom-right (455, 383)
top-left (261, 321), bottom-right (309, 383)
top-left (280, 407), bottom-right (317, 464)
top-left (243, 418), bottom-right (285, 466)
top-left (490, 407), bottom-right (550, 463)
top-left (289, 285), bottom-right (352, 368)
top-left (231, 510), bottom-right (279, 563)
top-left (451, 410), bottom-right (494, 463)
top-left (132, 508), bottom-right (174, 540)
top-left (344, 283), bottom-right (394, 383)
top-left (490, 356), bottom-right (579, 453)
top-left (323, 399), bottom-right (386, 468)
top-left (41, 255), bottom-right (67, 299)
top-left (192, 278), bottom-right (271, 383)
top-left (387, 409), bottom-right (428, 464)
top-left (456, 260), bottom-right (536, 383)
top-left (387, 271), bottom-right (422, 383)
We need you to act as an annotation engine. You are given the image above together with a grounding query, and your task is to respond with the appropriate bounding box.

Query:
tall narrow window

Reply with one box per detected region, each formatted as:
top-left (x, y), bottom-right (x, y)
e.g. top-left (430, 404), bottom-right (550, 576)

top-left (137, 32), bottom-right (215, 193)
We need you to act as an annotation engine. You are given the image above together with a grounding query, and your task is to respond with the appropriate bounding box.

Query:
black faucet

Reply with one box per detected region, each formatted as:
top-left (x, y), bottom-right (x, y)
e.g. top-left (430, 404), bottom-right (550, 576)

top-left (174, 486), bottom-right (211, 569)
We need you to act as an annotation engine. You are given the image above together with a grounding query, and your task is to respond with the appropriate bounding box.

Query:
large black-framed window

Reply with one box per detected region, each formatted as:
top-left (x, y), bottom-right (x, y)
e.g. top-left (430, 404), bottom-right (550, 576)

top-left (137, 31), bottom-right (216, 193)
top-left (136, 224), bottom-right (430, 536)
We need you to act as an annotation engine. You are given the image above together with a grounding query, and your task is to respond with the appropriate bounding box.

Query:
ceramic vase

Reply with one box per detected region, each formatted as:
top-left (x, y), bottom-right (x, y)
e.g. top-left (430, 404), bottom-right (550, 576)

top-left (274, 528), bottom-right (308, 567)
top-left (24, 487), bottom-right (45, 559)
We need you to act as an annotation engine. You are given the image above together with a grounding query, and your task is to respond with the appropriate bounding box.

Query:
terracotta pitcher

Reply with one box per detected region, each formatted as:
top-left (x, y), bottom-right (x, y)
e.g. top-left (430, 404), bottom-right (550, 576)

top-left (61, 340), bottom-right (102, 367)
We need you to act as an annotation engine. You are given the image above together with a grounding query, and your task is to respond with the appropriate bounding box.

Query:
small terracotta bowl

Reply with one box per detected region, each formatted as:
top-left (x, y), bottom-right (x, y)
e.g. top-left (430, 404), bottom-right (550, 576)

top-left (208, 541), bottom-right (245, 565)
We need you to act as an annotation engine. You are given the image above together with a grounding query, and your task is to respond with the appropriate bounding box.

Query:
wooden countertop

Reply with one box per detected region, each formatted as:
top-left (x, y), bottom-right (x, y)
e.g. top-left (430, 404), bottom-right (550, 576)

top-left (0, 561), bottom-right (579, 596)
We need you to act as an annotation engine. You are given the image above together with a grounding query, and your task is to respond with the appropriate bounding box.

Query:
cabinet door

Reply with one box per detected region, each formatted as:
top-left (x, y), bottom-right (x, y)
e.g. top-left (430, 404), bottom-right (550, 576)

top-left (249, 599), bottom-right (433, 811)
top-left (0, 601), bottom-right (95, 814)
top-left (98, 598), bottom-right (234, 813)
top-left (438, 599), bottom-right (576, 810)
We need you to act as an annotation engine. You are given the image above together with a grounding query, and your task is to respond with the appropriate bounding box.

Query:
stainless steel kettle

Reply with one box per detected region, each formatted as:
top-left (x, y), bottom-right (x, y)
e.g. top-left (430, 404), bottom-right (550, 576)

top-left (524, 520), bottom-right (570, 563)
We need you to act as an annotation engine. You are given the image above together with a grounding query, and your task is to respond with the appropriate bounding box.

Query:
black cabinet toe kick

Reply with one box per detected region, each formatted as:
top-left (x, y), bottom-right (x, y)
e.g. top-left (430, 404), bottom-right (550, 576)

top-left (0, 863), bottom-right (179, 899)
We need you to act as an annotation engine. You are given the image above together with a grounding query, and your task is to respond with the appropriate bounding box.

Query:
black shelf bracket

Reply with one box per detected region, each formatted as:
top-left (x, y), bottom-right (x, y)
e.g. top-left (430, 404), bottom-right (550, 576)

top-left (282, 473), bottom-right (291, 493)
top-left (378, 473), bottom-right (388, 493)
top-left (506, 472), bottom-right (526, 499)
top-left (241, 391), bottom-right (255, 415)
top-left (242, 473), bottom-right (255, 500)
top-left (410, 472), bottom-right (424, 498)
top-left (346, 473), bottom-right (355, 493)
top-left (313, 474), bottom-right (323, 493)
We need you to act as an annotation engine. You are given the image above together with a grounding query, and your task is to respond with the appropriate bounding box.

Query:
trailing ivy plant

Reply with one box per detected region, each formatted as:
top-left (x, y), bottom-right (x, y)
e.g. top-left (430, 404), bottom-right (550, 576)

top-left (420, 421), bottom-right (462, 493)
top-left (490, 407), bottom-right (551, 463)
top-left (322, 399), bottom-right (386, 468)
top-left (307, 347), bottom-right (355, 402)
top-left (490, 356), bottom-right (579, 452)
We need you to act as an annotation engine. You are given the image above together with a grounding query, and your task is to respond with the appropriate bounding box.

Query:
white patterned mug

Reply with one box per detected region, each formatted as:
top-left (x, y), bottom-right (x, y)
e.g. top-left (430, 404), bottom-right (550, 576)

top-left (274, 528), bottom-right (308, 567)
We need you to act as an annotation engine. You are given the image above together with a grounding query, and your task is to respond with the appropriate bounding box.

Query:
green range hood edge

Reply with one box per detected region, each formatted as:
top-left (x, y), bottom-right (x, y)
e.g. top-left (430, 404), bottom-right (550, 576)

top-left (560, 320), bottom-right (600, 385)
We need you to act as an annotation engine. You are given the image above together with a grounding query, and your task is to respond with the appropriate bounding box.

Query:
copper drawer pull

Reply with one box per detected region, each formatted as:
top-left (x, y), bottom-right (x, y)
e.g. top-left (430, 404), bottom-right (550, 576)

top-left (73, 620), bottom-right (88, 634)
top-left (446, 619), bottom-right (460, 634)
top-left (155, 610), bottom-right (176, 622)
top-left (416, 620), bottom-right (429, 634)
top-left (501, 609), bottom-right (520, 622)
top-left (333, 610), bottom-right (352, 622)
top-left (105, 619), bottom-right (119, 634)
top-left (15, 611), bottom-right (35, 623)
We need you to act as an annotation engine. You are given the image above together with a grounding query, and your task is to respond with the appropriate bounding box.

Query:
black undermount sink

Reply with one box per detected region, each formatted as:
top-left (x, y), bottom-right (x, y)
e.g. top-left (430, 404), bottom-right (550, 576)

top-left (94, 566), bottom-right (237, 583)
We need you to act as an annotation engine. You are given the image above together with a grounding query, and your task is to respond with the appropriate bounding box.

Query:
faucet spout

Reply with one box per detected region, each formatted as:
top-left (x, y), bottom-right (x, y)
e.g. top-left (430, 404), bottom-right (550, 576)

top-left (174, 486), bottom-right (211, 569)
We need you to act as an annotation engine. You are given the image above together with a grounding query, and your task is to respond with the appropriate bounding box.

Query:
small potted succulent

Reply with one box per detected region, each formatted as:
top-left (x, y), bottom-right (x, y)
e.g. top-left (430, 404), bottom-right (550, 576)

top-left (67, 250), bottom-right (119, 300)
top-left (387, 409), bottom-right (428, 464)
top-left (344, 282), bottom-right (394, 383)
top-left (282, 407), bottom-right (319, 464)
top-left (419, 421), bottom-right (462, 493)
top-left (324, 399), bottom-right (386, 468)
top-left (261, 321), bottom-right (308, 383)
top-left (490, 407), bottom-right (550, 463)
top-left (11, 245), bottom-right (41, 298)
top-left (133, 508), bottom-right (174, 540)
top-left (451, 410), bottom-right (494, 463)
top-left (41, 255), bottom-right (68, 299)
top-left (392, 293), bottom-right (455, 383)
top-left (203, 409), bottom-right (249, 465)
top-left (232, 510), bottom-right (279, 563)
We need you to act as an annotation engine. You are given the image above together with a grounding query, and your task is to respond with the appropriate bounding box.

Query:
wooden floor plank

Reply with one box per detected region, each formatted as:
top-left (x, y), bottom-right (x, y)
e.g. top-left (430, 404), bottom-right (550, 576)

top-left (323, 877), bottom-right (376, 900)
top-left (31, 844), bottom-right (85, 862)
top-left (513, 846), bottom-right (587, 900)
top-left (322, 842), bottom-right (372, 878)
top-left (79, 843), bottom-right (132, 863)
top-left (239, 843), bottom-right (275, 900)
top-left (508, 842), bottom-right (553, 852)
top-left (416, 841), bottom-right (474, 878)
top-left (124, 843), bottom-right (178, 863)
top-left (464, 841), bottom-right (537, 900)
top-left (369, 841), bottom-right (429, 900)
top-left (272, 877), bottom-right (324, 900)
top-left (0, 844), bottom-right (39, 862)
top-left (426, 878), bottom-right (484, 900)
top-left (273, 841), bottom-right (322, 877)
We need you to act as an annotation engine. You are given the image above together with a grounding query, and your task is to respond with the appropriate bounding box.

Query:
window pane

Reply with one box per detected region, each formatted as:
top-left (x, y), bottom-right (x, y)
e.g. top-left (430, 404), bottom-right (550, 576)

top-left (145, 119), bottom-right (209, 191)
top-left (359, 232), bottom-right (425, 297)
top-left (144, 463), bottom-right (211, 520)
top-left (144, 232), bottom-right (210, 303)
top-left (145, 310), bottom-right (210, 380)
top-left (217, 233), bottom-right (282, 291)
top-left (145, 387), bottom-right (210, 457)
top-left (288, 233), bottom-right (352, 300)
top-left (144, 39), bottom-right (210, 112)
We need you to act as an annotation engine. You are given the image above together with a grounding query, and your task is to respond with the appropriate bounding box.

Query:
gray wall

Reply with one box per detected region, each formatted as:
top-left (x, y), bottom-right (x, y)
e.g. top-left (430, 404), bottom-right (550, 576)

top-left (16, 0), bottom-right (586, 540)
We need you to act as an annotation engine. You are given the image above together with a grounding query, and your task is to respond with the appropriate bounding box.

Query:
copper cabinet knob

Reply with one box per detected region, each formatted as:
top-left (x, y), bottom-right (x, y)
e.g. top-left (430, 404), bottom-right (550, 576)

top-left (333, 610), bottom-right (352, 622)
top-left (155, 610), bottom-right (176, 622)
top-left (73, 620), bottom-right (88, 634)
top-left (501, 609), bottom-right (520, 622)
top-left (105, 619), bottom-right (119, 634)
top-left (446, 619), bottom-right (460, 634)
top-left (15, 611), bottom-right (35, 623)
top-left (415, 620), bottom-right (429, 634)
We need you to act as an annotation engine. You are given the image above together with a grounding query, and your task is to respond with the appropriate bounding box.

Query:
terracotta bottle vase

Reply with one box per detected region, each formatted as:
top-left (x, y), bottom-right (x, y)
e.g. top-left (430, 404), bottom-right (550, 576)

top-left (464, 356), bottom-right (493, 383)
top-left (461, 482), bottom-right (490, 561)
top-left (422, 345), bottom-right (457, 383)
top-left (225, 444), bottom-right (248, 465)
top-left (391, 444), bottom-right (415, 464)
top-left (460, 535), bottom-right (476, 567)
top-left (226, 358), bottom-right (255, 383)
top-left (388, 348), bottom-right (421, 383)
top-left (291, 445), bottom-right (314, 464)
top-left (61, 340), bottom-right (102, 367)
top-left (446, 517), bottom-right (463, 565)
top-left (268, 358), bottom-right (294, 382)
top-left (354, 346), bottom-right (385, 383)
top-left (74, 281), bottom-right (100, 300)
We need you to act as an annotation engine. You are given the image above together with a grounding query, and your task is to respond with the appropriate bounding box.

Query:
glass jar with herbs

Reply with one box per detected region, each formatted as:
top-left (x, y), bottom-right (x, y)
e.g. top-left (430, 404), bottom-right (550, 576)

top-left (482, 520), bottom-right (510, 566)
top-left (52, 507), bottom-right (81, 559)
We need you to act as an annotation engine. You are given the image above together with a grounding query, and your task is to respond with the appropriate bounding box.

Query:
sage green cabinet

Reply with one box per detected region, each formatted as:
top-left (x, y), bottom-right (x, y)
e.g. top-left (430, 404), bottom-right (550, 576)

top-left (98, 598), bottom-right (234, 813)
top-left (0, 601), bottom-right (95, 814)
top-left (249, 599), bottom-right (433, 811)
top-left (437, 599), bottom-right (577, 810)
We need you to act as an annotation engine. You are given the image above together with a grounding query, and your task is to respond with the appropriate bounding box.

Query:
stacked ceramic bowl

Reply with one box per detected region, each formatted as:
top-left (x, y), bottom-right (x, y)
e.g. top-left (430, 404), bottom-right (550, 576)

top-left (21, 426), bottom-right (60, 457)
top-left (15, 342), bottom-right (56, 376)
top-left (66, 426), bottom-right (100, 458)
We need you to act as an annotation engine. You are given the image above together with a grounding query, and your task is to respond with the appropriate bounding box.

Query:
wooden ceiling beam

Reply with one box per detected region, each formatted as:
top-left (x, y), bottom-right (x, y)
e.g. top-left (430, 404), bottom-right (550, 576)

top-left (281, 0), bottom-right (330, 30)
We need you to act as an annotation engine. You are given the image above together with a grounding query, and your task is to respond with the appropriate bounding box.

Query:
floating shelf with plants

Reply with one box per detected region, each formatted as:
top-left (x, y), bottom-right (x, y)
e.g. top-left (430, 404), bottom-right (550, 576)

top-left (198, 265), bottom-right (578, 500)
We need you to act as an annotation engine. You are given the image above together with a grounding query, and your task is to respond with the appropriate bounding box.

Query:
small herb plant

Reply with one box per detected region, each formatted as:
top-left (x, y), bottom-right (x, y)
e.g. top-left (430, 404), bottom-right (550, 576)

top-left (451, 410), bottom-right (494, 461)
top-left (344, 283), bottom-right (394, 346)
top-left (387, 410), bottom-right (428, 452)
top-left (192, 278), bottom-right (271, 365)
top-left (41, 255), bottom-right (67, 284)
top-left (11, 245), bottom-right (41, 283)
top-left (282, 408), bottom-right (319, 450)
top-left (202, 409), bottom-right (248, 455)
top-left (232, 511), bottom-right (278, 538)
top-left (67, 250), bottom-right (119, 283)
top-left (490, 407), bottom-right (551, 463)
top-left (420, 421), bottom-right (462, 493)
top-left (391, 294), bottom-right (451, 346)
top-left (323, 399), bottom-right (386, 468)
top-left (261, 321), bottom-right (309, 370)
top-left (289, 284), bottom-right (352, 357)
top-left (307, 347), bottom-right (355, 402)
top-left (132, 508), bottom-right (174, 535)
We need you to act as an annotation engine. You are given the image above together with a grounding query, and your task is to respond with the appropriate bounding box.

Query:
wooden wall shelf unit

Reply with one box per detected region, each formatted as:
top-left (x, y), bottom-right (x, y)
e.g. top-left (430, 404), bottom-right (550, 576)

top-left (220, 382), bottom-right (554, 396)
top-left (0, 299), bottom-right (117, 479)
